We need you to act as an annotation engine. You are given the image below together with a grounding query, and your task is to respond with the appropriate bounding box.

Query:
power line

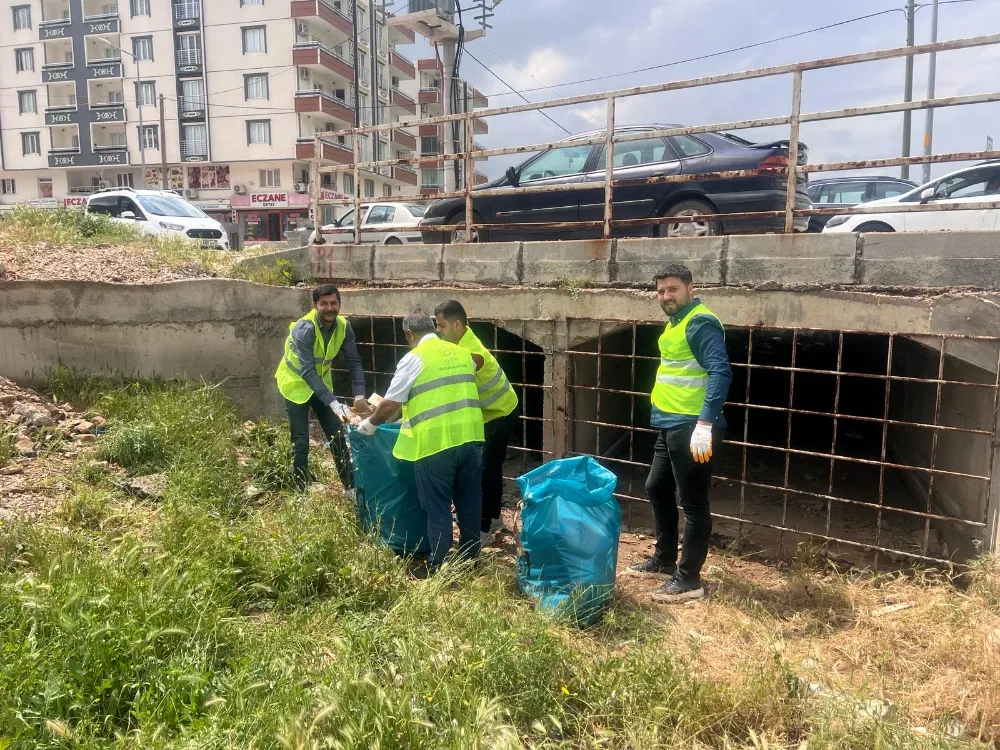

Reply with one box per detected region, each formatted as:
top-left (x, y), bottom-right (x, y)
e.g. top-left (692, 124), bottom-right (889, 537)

top-left (478, 7), bottom-right (916, 99)
top-left (463, 50), bottom-right (572, 135)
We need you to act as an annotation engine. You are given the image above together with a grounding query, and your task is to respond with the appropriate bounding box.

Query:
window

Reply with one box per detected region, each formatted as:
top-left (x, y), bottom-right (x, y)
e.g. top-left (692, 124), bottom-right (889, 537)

top-left (874, 182), bottom-right (914, 201)
top-left (137, 81), bottom-right (156, 106)
top-left (420, 135), bottom-right (439, 155)
top-left (116, 172), bottom-right (134, 188)
top-left (244, 73), bottom-right (268, 100)
top-left (132, 36), bottom-right (153, 61)
top-left (610, 137), bottom-right (670, 168)
top-left (364, 179), bottom-right (375, 198)
top-left (242, 26), bottom-right (266, 54)
top-left (339, 208), bottom-right (358, 227)
top-left (1, 179), bottom-right (15, 195)
top-left (130, 0), bottom-right (151, 16)
top-left (932, 168), bottom-right (1000, 200)
top-left (343, 174), bottom-right (354, 195)
top-left (181, 78), bottom-right (205, 108)
top-left (383, 184), bottom-right (392, 198)
top-left (247, 120), bottom-right (271, 145)
top-left (321, 172), bottom-right (336, 190)
top-left (669, 135), bottom-right (711, 158)
top-left (21, 132), bottom-right (40, 156)
top-left (18, 90), bottom-right (36, 114)
top-left (815, 182), bottom-right (868, 205)
top-left (140, 124), bottom-right (159, 150)
top-left (521, 145), bottom-right (592, 182)
top-left (366, 205), bottom-right (395, 224)
top-left (110, 132), bottom-right (127, 146)
top-left (15, 48), bottom-right (34, 72)
top-left (108, 90), bottom-right (124, 104)
top-left (259, 168), bottom-right (280, 188)
top-left (87, 196), bottom-right (118, 216)
top-left (182, 123), bottom-right (206, 153)
top-left (12, 5), bottom-right (30, 30)
top-left (241, 0), bottom-right (264, 5)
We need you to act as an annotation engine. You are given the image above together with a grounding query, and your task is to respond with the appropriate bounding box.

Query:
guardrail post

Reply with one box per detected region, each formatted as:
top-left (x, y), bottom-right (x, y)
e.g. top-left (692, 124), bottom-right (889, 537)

top-left (603, 96), bottom-right (615, 240)
top-left (784, 70), bottom-right (803, 234)
top-left (353, 134), bottom-right (362, 246)
top-left (465, 113), bottom-right (474, 241)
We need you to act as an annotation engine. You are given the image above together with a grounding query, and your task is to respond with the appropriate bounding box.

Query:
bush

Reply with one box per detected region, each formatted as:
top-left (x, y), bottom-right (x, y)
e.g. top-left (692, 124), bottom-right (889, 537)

top-left (0, 206), bottom-right (143, 247)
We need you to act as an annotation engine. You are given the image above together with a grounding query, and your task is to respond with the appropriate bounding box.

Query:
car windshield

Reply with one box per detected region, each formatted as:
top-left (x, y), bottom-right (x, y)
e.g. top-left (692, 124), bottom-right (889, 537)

top-left (137, 195), bottom-right (206, 218)
top-left (404, 204), bottom-right (427, 217)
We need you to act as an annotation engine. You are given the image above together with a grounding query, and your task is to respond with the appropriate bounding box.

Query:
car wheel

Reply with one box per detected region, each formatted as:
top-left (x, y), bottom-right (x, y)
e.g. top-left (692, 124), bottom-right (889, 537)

top-left (656, 200), bottom-right (721, 238)
top-left (384, 236), bottom-right (403, 245)
top-left (443, 211), bottom-right (487, 244)
top-left (855, 222), bottom-right (894, 233)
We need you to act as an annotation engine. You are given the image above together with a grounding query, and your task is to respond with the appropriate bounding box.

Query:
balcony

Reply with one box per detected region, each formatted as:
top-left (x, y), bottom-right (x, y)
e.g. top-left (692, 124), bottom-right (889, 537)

top-left (296, 137), bottom-right (354, 164)
top-left (176, 48), bottom-right (204, 75)
top-left (87, 60), bottom-right (123, 80)
top-left (418, 88), bottom-right (440, 105)
top-left (293, 41), bottom-right (354, 80)
top-left (45, 107), bottom-right (78, 126)
top-left (417, 58), bottom-right (437, 72)
top-left (418, 123), bottom-right (439, 138)
top-left (179, 95), bottom-right (207, 120)
top-left (392, 128), bottom-right (417, 151)
top-left (394, 166), bottom-right (418, 187)
top-left (90, 103), bottom-right (126, 123)
top-left (42, 61), bottom-right (75, 84)
top-left (291, 0), bottom-right (353, 41)
top-left (39, 18), bottom-right (72, 41)
top-left (473, 170), bottom-right (488, 185)
top-left (390, 88), bottom-right (416, 115)
top-left (181, 139), bottom-right (208, 160)
top-left (474, 116), bottom-right (487, 135)
top-left (49, 147), bottom-right (83, 168)
top-left (296, 90), bottom-right (356, 125)
top-left (173, 0), bottom-right (202, 29)
top-left (390, 49), bottom-right (416, 79)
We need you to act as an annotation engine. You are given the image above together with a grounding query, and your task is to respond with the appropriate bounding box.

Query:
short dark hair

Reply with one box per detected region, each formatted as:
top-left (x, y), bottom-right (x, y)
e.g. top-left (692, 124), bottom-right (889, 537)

top-left (402, 311), bottom-right (436, 336)
top-left (433, 299), bottom-right (468, 325)
top-left (654, 264), bottom-right (693, 285)
top-left (312, 284), bottom-right (341, 303)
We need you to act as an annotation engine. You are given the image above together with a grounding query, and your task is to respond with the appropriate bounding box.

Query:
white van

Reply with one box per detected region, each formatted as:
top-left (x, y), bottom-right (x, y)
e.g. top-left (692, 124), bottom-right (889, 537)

top-left (86, 188), bottom-right (230, 250)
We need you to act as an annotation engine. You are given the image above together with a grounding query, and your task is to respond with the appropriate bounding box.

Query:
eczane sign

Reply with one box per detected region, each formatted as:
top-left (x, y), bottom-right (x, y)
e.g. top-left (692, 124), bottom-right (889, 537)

top-left (249, 192), bottom-right (289, 208)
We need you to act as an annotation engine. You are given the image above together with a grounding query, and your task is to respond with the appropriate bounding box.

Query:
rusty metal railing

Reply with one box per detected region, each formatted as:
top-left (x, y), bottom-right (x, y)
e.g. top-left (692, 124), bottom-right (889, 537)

top-left (311, 33), bottom-right (1000, 243)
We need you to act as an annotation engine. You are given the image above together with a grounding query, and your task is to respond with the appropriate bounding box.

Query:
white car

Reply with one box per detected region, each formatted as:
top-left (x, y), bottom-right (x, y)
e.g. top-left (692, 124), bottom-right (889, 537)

top-left (823, 162), bottom-right (1000, 234)
top-left (309, 202), bottom-right (426, 245)
top-left (86, 188), bottom-right (229, 250)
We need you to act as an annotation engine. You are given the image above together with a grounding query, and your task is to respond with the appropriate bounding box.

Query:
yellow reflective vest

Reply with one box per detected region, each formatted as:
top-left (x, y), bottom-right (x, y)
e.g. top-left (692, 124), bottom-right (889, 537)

top-left (274, 310), bottom-right (347, 404)
top-left (651, 303), bottom-right (723, 417)
top-left (458, 328), bottom-right (518, 423)
top-left (393, 337), bottom-right (485, 461)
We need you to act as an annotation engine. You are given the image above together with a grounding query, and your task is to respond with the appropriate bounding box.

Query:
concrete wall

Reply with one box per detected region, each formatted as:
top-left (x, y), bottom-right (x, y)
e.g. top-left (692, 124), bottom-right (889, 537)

top-left (312, 231), bottom-right (1000, 290)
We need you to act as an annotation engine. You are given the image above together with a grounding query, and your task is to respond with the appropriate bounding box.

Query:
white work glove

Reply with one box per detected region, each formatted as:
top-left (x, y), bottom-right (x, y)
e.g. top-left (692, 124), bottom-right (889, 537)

top-left (690, 422), bottom-right (713, 464)
top-left (356, 418), bottom-right (377, 436)
top-left (330, 399), bottom-right (352, 421)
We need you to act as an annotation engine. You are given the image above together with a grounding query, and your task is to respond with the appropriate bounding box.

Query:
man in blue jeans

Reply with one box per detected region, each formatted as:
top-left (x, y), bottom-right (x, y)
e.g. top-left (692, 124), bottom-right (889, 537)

top-left (357, 312), bottom-right (484, 575)
top-left (627, 264), bottom-right (732, 603)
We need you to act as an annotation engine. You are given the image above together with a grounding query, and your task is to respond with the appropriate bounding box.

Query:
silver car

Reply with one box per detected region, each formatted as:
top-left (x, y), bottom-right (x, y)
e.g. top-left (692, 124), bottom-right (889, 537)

top-left (310, 202), bottom-right (427, 245)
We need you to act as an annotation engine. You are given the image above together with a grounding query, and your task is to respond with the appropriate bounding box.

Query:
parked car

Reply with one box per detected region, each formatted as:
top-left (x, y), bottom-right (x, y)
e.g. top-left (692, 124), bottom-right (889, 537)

top-left (807, 176), bottom-right (918, 231)
top-left (309, 202), bottom-right (427, 245)
top-left (822, 162), bottom-right (1000, 234)
top-left (419, 125), bottom-right (811, 243)
top-left (86, 188), bottom-right (229, 250)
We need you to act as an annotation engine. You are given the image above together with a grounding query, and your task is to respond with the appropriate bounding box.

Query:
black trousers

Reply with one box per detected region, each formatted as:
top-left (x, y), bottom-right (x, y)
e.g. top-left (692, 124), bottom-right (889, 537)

top-left (285, 395), bottom-right (354, 491)
top-left (481, 410), bottom-right (518, 532)
top-left (645, 422), bottom-right (724, 584)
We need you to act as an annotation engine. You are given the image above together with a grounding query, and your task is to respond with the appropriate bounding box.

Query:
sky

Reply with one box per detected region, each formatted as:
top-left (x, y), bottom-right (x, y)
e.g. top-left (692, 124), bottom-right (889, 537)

top-left (397, 0), bottom-right (1000, 182)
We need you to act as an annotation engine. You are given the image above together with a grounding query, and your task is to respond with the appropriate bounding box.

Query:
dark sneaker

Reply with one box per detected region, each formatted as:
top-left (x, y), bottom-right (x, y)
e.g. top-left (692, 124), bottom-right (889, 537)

top-left (650, 576), bottom-right (705, 603)
top-left (625, 556), bottom-right (676, 579)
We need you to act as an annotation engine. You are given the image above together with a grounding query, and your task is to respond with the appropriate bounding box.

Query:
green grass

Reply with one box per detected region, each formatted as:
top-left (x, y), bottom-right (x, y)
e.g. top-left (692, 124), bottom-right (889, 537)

top-left (0, 372), bottom-right (986, 749)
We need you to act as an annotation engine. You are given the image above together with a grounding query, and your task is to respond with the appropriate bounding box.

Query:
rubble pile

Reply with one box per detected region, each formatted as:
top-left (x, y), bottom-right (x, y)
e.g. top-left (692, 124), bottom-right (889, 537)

top-left (0, 243), bottom-right (213, 284)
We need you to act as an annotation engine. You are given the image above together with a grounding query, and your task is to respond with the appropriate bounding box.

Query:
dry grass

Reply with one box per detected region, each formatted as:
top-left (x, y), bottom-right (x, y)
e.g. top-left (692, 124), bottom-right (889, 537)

top-left (616, 545), bottom-right (1000, 744)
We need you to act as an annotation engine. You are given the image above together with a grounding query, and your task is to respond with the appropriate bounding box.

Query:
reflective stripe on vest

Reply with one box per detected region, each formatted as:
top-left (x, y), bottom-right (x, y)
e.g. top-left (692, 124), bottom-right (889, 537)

top-left (393, 337), bottom-right (485, 461)
top-left (650, 303), bottom-right (723, 418)
top-left (458, 328), bottom-right (518, 423)
top-left (274, 310), bottom-right (347, 405)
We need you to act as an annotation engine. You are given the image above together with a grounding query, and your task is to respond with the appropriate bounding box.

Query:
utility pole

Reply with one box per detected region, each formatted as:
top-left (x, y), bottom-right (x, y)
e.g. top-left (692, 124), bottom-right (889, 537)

top-left (159, 94), bottom-right (168, 190)
top-left (441, 40), bottom-right (457, 193)
top-left (901, 0), bottom-right (916, 180)
top-left (922, 0), bottom-right (940, 184)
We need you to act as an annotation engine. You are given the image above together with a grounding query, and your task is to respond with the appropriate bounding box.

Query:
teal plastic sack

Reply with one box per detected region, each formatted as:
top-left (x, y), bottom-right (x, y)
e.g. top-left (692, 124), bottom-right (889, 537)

top-left (347, 423), bottom-right (429, 556)
top-left (515, 456), bottom-right (621, 626)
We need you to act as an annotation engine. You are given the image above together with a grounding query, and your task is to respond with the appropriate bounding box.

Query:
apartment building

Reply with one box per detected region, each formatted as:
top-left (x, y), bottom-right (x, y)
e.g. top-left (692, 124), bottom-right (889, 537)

top-left (0, 0), bottom-right (419, 241)
top-left (400, 56), bottom-right (488, 194)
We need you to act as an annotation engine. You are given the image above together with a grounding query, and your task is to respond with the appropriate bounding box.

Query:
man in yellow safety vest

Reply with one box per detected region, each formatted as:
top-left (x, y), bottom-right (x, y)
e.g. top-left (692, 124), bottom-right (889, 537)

top-left (627, 264), bottom-right (732, 603)
top-left (357, 311), bottom-right (485, 574)
top-left (274, 284), bottom-right (370, 491)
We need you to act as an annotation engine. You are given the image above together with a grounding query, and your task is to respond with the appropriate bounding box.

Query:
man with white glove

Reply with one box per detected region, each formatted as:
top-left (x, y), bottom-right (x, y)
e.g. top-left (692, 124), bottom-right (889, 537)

top-left (627, 264), bottom-right (732, 603)
top-left (274, 284), bottom-right (369, 491)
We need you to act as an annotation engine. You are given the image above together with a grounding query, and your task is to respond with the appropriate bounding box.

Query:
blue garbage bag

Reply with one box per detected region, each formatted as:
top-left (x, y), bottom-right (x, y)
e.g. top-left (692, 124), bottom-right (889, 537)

top-left (347, 423), bottom-right (429, 556)
top-left (515, 456), bottom-right (621, 626)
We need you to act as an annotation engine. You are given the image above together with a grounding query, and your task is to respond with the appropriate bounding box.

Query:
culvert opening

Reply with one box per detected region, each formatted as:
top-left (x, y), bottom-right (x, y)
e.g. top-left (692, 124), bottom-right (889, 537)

top-left (567, 321), bottom-right (1000, 568)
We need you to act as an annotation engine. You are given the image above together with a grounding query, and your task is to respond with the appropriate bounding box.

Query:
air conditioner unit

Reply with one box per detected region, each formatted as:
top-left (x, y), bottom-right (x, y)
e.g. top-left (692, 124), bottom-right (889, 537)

top-left (299, 68), bottom-right (310, 81)
top-left (296, 21), bottom-right (309, 34)
top-left (233, 184), bottom-right (248, 195)
top-left (98, 180), bottom-right (111, 190)
top-left (183, 188), bottom-right (198, 199)
top-left (293, 182), bottom-right (308, 194)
